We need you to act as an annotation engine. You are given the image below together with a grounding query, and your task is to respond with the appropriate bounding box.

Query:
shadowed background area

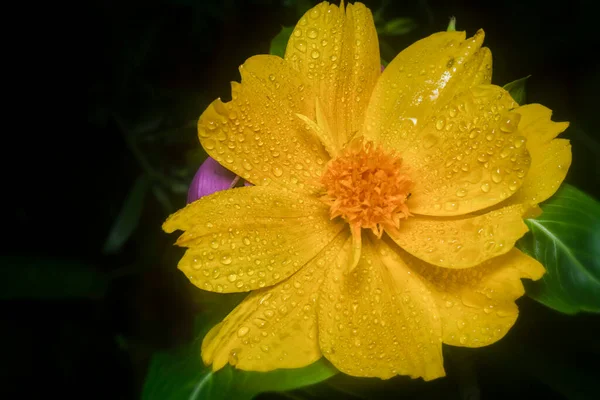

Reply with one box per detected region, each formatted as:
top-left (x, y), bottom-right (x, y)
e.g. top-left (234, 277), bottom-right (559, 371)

top-left (3, 0), bottom-right (598, 398)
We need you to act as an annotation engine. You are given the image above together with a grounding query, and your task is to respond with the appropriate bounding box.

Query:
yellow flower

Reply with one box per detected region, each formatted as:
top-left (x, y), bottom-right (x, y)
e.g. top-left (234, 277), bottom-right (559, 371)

top-left (163, 1), bottom-right (571, 381)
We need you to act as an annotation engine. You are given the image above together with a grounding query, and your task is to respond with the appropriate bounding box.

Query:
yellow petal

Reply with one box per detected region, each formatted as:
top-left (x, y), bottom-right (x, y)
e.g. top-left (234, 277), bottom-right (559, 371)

top-left (503, 104), bottom-right (571, 206)
top-left (364, 30), bottom-right (492, 150)
top-left (399, 245), bottom-right (544, 347)
top-left (318, 234), bottom-right (444, 380)
top-left (163, 186), bottom-right (346, 293)
top-left (387, 204), bottom-right (530, 269)
top-left (400, 85), bottom-right (530, 216)
top-left (285, 1), bottom-right (380, 149)
top-left (202, 230), bottom-right (351, 371)
top-left (198, 55), bottom-right (329, 194)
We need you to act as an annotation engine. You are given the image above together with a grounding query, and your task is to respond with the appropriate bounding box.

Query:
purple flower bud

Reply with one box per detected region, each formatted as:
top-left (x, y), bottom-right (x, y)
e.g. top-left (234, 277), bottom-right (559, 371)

top-left (187, 157), bottom-right (238, 204)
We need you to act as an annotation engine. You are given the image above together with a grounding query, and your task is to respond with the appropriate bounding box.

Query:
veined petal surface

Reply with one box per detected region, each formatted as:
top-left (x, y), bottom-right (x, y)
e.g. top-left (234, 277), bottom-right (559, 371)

top-left (387, 204), bottom-right (531, 269)
top-left (401, 85), bottom-right (531, 216)
top-left (202, 230), bottom-right (350, 371)
top-left (318, 235), bottom-right (444, 380)
top-left (503, 104), bottom-right (571, 206)
top-left (364, 30), bottom-right (492, 151)
top-left (285, 2), bottom-right (380, 149)
top-left (198, 55), bottom-right (329, 194)
top-left (163, 186), bottom-right (346, 293)
top-left (397, 244), bottom-right (544, 347)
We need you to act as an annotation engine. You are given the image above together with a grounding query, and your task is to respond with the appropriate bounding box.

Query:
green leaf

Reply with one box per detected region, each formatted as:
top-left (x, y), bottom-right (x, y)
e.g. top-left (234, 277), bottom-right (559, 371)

top-left (503, 75), bottom-right (531, 105)
top-left (270, 26), bottom-right (294, 58)
top-left (518, 184), bottom-right (600, 314)
top-left (102, 174), bottom-right (150, 254)
top-left (144, 290), bottom-right (338, 399)
top-left (376, 17), bottom-right (417, 36)
top-left (143, 345), bottom-right (338, 400)
top-left (0, 256), bottom-right (107, 299)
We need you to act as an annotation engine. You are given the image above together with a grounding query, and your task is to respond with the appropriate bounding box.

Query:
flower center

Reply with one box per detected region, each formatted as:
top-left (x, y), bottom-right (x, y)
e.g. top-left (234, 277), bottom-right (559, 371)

top-left (320, 138), bottom-right (413, 237)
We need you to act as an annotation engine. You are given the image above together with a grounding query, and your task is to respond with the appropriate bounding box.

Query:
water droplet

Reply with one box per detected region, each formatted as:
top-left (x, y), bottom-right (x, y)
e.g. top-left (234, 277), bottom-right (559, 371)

top-left (221, 255), bottom-right (232, 265)
top-left (484, 240), bottom-right (496, 251)
top-left (311, 49), bottom-right (320, 59)
top-left (456, 188), bottom-right (467, 197)
top-left (294, 40), bottom-right (307, 53)
top-left (459, 335), bottom-right (468, 345)
top-left (435, 118), bottom-right (445, 130)
top-left (444, 201), bottom-right (458, 211)
top-left (268, 74), bottom-right (275, 81)
top-left (228, 273), bottom-right (238, 282)
top-left (500, 112), bottom-right (521, 133)
top-left (469, 128), bottom-right (481, 139)
top-left (309, 8), bottom-right (320, 19)
top-left (204, 138), bottom-right (216, 149)
top-left (509, 180), bottom-right (519, 191)
top-left (237, 326), bottom-right (249, 337)
top-left (491, 168), bottom-right (503, 183)
top-left (191, 257), bottom-right (202, 270)
top-left (210, 240), bottom-right (219, 249)
top-left (513, 136), bottom-right (526, 148)
top-left (228, 349), bottom-right (240, 365)
top-left (293, 29), bottom-right (302, 37)
top-left (422, 134), bottom-right (439, 149)
top-left (307, 28), bottom-right (318, 39)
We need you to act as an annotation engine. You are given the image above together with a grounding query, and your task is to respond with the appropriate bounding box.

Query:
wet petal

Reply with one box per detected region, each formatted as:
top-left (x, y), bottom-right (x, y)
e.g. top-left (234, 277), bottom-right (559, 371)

top-left (387, 204), bottom-right (531, 269)
top-left (202, 230), bottom-right (350, 371)
top-left (402, 85), bottom-right (530, 216)
top-left (503, 104), bottom-right (571, 206)
top-left (163, 186), bottom-right (346, 292)
top-left (364, 30), bottom-right (492, 150)
top-left (318, 235), bottom-right (444, 380)
top-left (198, 55), bottom-right (329, 194)
top-left (285, 2), bottom-right (380, 149)
top-left (187, 157), bottom-right (238, 203)
top-left (399, 245), bottom-right (544, 347)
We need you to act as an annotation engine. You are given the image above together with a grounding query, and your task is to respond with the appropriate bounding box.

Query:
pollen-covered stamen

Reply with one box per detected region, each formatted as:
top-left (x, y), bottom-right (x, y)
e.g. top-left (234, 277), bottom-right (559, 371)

top-left (320, 138), bottom-right (413, 237)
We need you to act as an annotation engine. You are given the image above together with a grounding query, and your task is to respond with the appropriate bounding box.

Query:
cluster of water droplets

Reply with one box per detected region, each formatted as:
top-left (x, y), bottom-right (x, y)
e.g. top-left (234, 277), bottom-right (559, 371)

top-left (393, 204), bottom-right (527, 268)
top-left (209, 233), bottom-right (350, 369)
top-left (404, 248), bottom-right (522, 347)
top-left (174, 190), bottom-right (344, 293)
top-left (408, 85), bottom-right (530, 214)
top-left (198, 57), bottom-right (329, 193)
top-left (318, 243), bottom-right (442, 379)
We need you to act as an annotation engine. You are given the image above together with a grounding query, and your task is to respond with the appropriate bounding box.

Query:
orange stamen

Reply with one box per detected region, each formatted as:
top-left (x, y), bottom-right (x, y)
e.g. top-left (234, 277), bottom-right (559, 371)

top-left (320, 138), bottom-right (413, 237)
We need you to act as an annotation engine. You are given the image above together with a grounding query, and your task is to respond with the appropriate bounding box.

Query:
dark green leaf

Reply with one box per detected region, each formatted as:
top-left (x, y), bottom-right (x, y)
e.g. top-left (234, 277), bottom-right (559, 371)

top-left (518, 184), bottom-right (600, 314)
top-left (379, 39), bottom-right (397, 65)
top-left (0, 256), bottom-right (107, 299)
top-left (270, 26), bottom-right (294, 58)
top-left (143, 343), bottom-right (338, 400)
top-left (144, 290), bottom-right (338, 400)
top-left (102, 174), bottom-right (150, 254)
top-left (376, 18), bottom-right (417, 36)
top-left (503, 75), bottom-right (531, 105)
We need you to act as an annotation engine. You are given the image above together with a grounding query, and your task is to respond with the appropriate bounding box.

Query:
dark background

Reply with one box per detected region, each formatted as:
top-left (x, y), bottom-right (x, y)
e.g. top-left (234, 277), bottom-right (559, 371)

top-left (3, 0), bottom-right (598, 398)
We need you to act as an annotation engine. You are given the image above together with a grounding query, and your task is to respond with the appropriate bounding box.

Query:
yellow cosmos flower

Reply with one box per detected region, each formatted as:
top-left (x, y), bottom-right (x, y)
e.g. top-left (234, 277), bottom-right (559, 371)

top-left (163, 1), bottom-right (571, 380)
